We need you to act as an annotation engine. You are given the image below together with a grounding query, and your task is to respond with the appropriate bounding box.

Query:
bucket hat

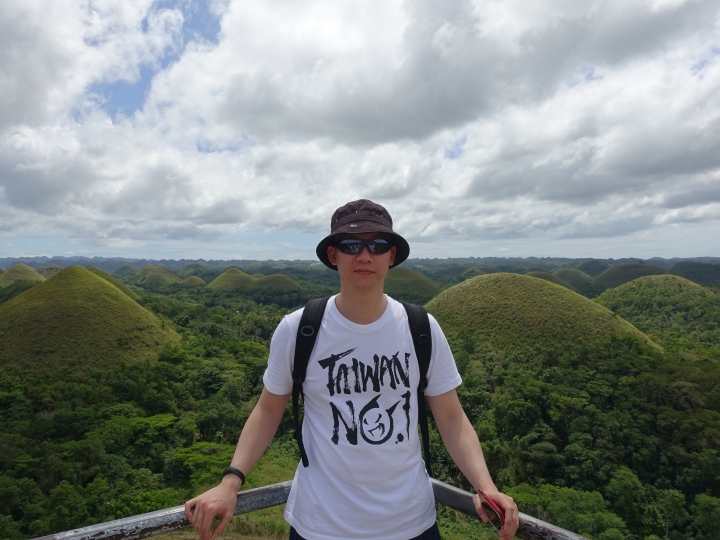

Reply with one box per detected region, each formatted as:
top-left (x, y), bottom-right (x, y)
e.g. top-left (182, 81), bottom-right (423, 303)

top-left (316, 199), bottom-right (410, 270)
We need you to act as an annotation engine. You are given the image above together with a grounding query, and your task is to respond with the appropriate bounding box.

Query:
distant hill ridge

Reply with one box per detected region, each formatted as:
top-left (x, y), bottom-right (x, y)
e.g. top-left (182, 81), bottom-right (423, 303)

top-left (593, 263), bottom-right (666, 289)
top-left (2, 255), bottom-right (718, 275)
top-left (207, 267), bottom-right (302, 291)
top-left (670, 261), bottom-right (720, 287)
top-left (525, 271), bottom-right (576, 292)
top-left (426, 273), bottom-right (656, 354)
top-left (0, 266), bottom-right (179, 375)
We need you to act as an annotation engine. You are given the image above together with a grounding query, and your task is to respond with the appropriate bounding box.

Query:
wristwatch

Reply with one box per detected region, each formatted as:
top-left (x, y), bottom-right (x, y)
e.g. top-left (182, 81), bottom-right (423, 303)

top-left (222, 466), bottom-right (246, 485)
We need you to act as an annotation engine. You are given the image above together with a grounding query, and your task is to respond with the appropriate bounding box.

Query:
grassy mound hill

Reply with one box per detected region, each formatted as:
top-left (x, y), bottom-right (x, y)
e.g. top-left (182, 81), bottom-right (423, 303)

top-left (593, 263), bottom-right (666, 289)
top-left (554, 268), bottom-right (592, 287)
top-left (0, 264), bottom-right (45, 288)
top-left (426, 273), bottom-right (655, 353)
top-left (670, 261), bottom-right (720, 287)
top-left (595, 275), bottom-right (720, 359)
top-left (575, 260), bottom-right (610, 277)
top-left (138, 264), bottom-right (156, 277)
top-left (252, 274), bottom-right (301, 291)
top-left (0, 266), bottom-right (179, 375)
top-left (114, 263), bottom-right (138, 277)
top-left (141, 266), bottom-right (182, 287)
top-left (180, 263), bottom-right (210, 279)
top-left (385, 267), bottom-right (442, 304)
top-left (40, 264), bottom-right (64, 279)
top-left (207, 268), bottom-right (259, 290)
top-left (553, 268), bottom-right (603, 297)
top-left (525, 271), bottom-right (576, 292)
top-left (0, 266), bottom-right (5, 274)
top-left (181, 276), bottom-right (206, 287)
top-left (86, 265), bottom-right (140, 300)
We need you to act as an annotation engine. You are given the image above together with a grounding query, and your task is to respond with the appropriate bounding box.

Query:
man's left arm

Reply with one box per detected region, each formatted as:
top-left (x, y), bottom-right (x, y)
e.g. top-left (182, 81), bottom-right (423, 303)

top-left (427, 389), bottom-right (519, 540)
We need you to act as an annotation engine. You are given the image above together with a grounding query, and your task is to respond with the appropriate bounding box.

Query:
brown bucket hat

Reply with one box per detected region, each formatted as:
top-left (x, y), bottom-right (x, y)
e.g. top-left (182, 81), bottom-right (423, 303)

top-left (316, 199), bottom-right (410, 270)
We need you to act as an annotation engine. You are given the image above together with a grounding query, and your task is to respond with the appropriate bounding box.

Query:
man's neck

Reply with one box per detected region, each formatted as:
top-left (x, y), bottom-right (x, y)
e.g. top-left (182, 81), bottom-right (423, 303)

top-left (334, 286), bottom-right (387, 325)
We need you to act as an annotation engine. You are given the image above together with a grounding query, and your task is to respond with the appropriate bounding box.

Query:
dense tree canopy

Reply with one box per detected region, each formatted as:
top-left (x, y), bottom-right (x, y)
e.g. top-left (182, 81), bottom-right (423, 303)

top-left (1, 262), bottom-right (719, 540)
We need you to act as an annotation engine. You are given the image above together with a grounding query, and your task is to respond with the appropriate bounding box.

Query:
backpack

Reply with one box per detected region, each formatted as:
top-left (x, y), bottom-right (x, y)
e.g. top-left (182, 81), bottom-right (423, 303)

top-left (291, 297), bottom-right (434, 477)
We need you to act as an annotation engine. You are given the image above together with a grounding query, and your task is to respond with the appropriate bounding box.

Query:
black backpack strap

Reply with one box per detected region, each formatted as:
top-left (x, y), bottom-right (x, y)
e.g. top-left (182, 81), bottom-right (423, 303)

top-left (401, 302), bottom-right (433, 478)
top-left (292, 296), bottom-right (331, 467)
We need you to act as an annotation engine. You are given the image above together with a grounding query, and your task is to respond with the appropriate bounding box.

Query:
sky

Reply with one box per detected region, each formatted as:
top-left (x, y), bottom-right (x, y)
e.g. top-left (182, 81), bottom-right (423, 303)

top-left (1, 0), bottom-right (719, 261)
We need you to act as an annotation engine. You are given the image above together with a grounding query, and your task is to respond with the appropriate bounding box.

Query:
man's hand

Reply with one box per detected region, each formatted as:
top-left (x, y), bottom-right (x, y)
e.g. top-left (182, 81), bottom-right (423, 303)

top-left (184, 477), bottom-right (240, 540)
top-left (473, 488), bottom-right (519, 540)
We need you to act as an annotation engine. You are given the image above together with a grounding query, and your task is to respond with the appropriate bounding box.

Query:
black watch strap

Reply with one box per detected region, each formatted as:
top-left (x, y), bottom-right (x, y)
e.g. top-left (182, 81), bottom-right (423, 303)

top-left (222, 466), bottom-right (245, 485)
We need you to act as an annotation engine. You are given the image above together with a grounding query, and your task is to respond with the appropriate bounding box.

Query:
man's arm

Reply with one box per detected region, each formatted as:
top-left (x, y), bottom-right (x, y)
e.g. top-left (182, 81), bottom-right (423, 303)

top-left (427, 389), bottom-right (519, 540)
top-left (184, 388), bottom-right (291, 540)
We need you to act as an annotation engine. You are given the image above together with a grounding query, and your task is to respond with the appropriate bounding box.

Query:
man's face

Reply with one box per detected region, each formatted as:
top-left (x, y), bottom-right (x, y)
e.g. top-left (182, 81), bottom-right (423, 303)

top-left (327, 232), bottom-right (397, 292)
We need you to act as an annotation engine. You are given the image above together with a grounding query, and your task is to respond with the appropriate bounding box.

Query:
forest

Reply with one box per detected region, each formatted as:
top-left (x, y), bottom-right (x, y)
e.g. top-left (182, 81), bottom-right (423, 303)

top-left (1, 257), bottom-right (720, 540)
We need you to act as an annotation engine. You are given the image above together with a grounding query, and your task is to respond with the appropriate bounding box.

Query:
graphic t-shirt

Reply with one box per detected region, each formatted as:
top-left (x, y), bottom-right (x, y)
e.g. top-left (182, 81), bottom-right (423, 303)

top-left (263, 295), bottom-right (462, 540)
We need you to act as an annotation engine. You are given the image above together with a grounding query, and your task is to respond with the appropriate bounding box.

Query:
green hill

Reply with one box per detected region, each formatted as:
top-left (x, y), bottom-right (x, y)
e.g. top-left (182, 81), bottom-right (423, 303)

top-left (554, 268), bottom-right (592, 287)
top-left (426, 273), bottom-right (655, 353)
top-left (595, 275), bottom-right (720, 359)
top-left (138, 264), bottom-right (156, 277)
top-left (40, 264), bottom-right (64, 279)
top-left (0, 266), bottom-right (179, 375)
top-left (0, 264), bottom-right (45, 288)
top-left (181, 276), bottom-right (206, 287)
top-left (114, 263), bottom-right (138, 277)
top-left (207, 267), bottom-right (259, 290)
top-left (525, 271), bottom-right (576, 292)
top-left (385, 267), bottom-right (442, 304)
top-left (141, 266), bottom-right (182, 287)
top-left (553, 268), bottom-right (603, 297)
top-left (252, 274), bottom-right (301, 291)
top-left (180, 263), bottom-right (211, 279)
top-left (670, 261), bottom-right (720, 287)
top-left (0, 266), bottom-right (5, 274)
top-left (575, 260), bottom-right (610, 276)
top-left (86, 265), bottom-right (141, 300)
top-left (593, 263), bottom-right (666, 289)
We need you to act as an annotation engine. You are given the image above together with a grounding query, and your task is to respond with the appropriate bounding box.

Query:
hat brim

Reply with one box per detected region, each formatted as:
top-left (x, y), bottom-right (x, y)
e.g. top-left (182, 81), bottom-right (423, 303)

top-left (316, 224), bottom-right (410, 271)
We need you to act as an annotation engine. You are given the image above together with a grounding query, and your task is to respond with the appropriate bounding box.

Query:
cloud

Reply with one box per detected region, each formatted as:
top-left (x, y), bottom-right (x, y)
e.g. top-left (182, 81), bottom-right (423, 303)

top-left (0, 0), bottom-right (718, 258)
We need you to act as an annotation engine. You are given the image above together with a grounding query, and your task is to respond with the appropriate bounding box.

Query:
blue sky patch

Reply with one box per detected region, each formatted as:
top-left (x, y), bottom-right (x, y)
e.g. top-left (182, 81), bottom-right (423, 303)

top-left (90, 64), bottom-right (156, 118)
top-left (177, 0), bottom-right (222, 45)
top-left (89, 0), bottom-right (222, 118)
top-left (444, 135), bottom-right (467, 160)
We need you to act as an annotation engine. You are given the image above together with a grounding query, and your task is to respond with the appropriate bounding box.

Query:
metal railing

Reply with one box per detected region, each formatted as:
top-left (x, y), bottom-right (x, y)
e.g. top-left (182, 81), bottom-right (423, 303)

top-left (33, 479), bottom-right (588, 540)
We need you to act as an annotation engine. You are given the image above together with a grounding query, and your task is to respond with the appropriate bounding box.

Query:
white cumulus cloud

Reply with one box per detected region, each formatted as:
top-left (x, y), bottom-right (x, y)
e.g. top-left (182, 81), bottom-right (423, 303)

top-left (0, 0), bottom-right (719, 258)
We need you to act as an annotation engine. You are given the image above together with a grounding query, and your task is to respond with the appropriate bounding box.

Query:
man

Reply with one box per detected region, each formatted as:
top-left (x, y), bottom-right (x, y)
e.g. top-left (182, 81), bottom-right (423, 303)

top-left (185, 200), bottom-right (519, 540)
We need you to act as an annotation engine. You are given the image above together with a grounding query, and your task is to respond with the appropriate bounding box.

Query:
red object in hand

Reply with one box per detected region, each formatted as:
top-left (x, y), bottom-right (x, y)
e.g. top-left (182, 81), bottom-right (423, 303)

top-left (477, 489), bottom-right (505, 531)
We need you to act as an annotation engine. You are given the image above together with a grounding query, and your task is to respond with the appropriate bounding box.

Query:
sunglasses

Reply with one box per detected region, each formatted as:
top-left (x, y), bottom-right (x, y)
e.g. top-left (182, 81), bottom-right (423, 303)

top-left (333, 238), bottom-right (393, 255)
top-left (477, 490), bottom-right (505, 531)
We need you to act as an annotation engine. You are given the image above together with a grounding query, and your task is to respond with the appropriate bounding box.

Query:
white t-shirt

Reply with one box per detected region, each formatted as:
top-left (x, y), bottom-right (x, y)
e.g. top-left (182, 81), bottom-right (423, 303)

top-left (263, 295), bottom-right (462, 540)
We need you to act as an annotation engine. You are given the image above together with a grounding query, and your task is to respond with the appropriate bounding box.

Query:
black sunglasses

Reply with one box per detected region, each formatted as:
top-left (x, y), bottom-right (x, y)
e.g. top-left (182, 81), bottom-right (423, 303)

top-left (333, 238), bottom-right (393, 255)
